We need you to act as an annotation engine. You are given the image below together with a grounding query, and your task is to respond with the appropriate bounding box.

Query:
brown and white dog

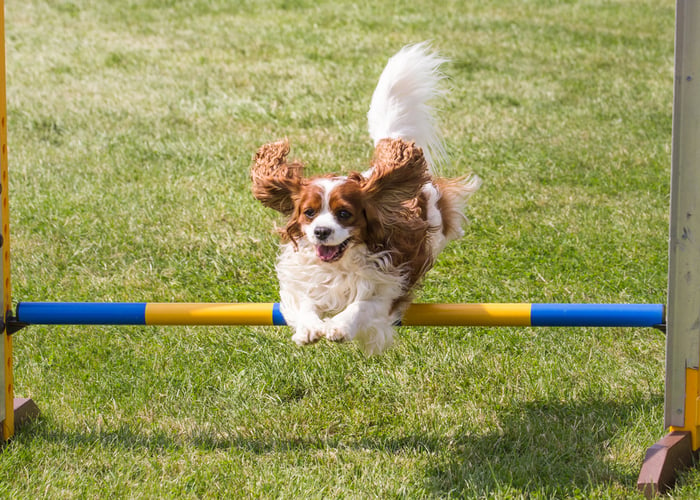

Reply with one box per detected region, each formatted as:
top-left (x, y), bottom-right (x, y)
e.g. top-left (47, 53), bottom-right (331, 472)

top-left (251, 43), bottom-right (480, 354)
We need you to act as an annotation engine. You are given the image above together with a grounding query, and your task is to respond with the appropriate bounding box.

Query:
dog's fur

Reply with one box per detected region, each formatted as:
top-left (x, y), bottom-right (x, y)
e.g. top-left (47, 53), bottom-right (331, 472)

top-left (251, 42), bottom-right (480, 354)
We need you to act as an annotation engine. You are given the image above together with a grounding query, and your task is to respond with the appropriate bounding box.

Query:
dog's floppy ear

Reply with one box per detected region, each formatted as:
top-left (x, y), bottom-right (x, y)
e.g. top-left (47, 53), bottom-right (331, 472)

top-left (360, 138), bottom-right (431, 251)
top-left (251, 139), bottom-right (305, 215)
top-left (362, 138), bottom-right (431, 208)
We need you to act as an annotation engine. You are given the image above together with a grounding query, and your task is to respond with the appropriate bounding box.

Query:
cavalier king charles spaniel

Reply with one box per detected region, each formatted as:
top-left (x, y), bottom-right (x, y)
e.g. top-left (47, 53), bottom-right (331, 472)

top-left (251, 42), bottom-right (480, 354)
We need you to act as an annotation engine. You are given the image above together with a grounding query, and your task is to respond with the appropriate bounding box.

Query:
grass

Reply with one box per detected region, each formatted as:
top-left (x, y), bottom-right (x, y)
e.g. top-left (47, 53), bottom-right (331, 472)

top-left (0, 0), bottom-right (678, 497)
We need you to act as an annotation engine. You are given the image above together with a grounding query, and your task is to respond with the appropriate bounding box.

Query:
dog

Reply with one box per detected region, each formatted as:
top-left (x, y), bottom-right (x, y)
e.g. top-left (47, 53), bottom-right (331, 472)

top-left (251, 42), bottom-right (480, 354)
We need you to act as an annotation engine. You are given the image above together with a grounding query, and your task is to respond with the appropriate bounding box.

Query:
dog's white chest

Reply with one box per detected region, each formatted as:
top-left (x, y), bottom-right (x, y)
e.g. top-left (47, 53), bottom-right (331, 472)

top-left (275, 241), bottom-right (405, 316)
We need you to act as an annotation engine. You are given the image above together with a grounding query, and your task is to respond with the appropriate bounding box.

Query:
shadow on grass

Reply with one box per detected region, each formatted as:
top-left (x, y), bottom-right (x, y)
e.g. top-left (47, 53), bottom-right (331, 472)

top-left (18, 394), bottom-right (662, 496)
top-left (422, 396), bottom-right (663, 496)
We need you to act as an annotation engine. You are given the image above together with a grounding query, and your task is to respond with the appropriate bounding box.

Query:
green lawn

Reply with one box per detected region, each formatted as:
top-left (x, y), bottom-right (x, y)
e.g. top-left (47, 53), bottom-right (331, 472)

top-left (1, 0), bottom-right (680, 498)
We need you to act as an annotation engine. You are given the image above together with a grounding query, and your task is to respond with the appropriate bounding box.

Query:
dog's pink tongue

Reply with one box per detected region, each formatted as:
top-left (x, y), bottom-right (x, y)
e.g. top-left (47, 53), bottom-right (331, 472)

top-left (316, 245), bottom-right (340, 262)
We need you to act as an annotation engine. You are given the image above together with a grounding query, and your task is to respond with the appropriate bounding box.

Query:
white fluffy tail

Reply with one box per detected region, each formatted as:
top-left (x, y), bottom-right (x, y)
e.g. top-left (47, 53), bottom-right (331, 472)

top-left (367, 42), bottom-right (448, 171)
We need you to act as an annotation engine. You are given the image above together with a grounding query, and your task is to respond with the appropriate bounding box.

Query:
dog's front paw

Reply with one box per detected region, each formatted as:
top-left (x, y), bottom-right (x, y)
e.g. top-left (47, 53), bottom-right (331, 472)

top-left (325, 326), bottom-right (349, 343)
top-left (323, 319), bottom-right (356, 343)
top-left (291, 323), bottom-right (324, 346)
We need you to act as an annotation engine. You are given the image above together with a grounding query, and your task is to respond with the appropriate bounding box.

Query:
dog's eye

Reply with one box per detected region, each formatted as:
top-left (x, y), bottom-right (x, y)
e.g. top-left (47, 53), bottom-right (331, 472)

top-left (337, 209), bottom-right (352, 220)
top-left (303, 208), bottom-right (316, 219)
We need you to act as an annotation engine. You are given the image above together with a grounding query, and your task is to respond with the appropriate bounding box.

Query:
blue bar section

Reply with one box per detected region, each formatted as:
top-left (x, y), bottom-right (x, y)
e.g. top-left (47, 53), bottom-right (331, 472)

top-left (271, 302), bottom-right (287, 326)
top-left (16, 302), bottom-right (147, 325)
top-left (530, 303), bottom-right (664, 327)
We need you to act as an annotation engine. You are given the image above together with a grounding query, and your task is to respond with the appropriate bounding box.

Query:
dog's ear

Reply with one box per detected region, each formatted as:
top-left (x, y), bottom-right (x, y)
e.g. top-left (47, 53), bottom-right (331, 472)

top-left (251, 139), bottom-right (305, 215)
top-left (362, 138), bottom-right (430, 209)
top-left (360, 138), bottom-right (431, 250)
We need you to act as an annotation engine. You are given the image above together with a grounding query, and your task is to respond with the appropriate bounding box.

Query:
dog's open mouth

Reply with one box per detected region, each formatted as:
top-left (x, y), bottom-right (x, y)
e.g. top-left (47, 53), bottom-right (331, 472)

top-left (315, 239), bottom-right (351, 263)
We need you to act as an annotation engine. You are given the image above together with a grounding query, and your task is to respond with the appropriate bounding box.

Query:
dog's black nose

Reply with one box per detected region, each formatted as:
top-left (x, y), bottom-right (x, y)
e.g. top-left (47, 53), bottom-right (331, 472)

top-left (314, 227), bottom-right (332, 241)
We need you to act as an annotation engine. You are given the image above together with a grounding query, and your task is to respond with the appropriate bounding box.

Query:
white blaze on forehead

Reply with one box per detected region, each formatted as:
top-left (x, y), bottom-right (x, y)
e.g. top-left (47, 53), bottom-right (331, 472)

top-left (313, 177), bottom-right (346, 206)
top-left (313, 177), bottom-right (346, 225)
top-left (304, 177), bottom-right (352, 246)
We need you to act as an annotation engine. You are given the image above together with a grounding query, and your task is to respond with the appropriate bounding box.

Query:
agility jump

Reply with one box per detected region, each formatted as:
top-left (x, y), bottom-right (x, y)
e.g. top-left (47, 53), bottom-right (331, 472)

top-left (0, 0), bottom-right (699, 497)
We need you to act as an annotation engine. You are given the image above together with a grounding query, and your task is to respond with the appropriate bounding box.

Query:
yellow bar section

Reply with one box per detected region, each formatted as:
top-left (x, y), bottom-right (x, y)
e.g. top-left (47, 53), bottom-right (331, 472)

top-left (401, 303), bottom-right (531, 326)
top-left (145, 302), bottom-right (275, 326)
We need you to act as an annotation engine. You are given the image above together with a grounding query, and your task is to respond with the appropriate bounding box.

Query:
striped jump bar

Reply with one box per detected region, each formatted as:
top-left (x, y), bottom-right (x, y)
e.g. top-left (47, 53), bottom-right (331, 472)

top-left (14, 302), bottom-right (665, 328)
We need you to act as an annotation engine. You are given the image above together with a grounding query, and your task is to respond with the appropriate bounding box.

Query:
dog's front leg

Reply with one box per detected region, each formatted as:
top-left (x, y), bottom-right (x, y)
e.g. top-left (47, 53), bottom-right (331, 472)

top-left (283, 299), bottom-right (326, 346)
top-left (324, 299), bottom-right (394, 343)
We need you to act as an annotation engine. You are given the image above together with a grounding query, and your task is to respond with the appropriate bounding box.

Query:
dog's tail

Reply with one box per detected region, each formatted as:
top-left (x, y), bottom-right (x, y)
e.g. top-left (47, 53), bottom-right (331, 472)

top-left (367, 42), bottom-right (448, 172)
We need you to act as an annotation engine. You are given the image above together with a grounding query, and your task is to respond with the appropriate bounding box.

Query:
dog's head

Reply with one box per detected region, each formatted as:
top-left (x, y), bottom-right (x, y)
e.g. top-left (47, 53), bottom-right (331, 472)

top-left (251, 138), bottom-right (430, 262)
